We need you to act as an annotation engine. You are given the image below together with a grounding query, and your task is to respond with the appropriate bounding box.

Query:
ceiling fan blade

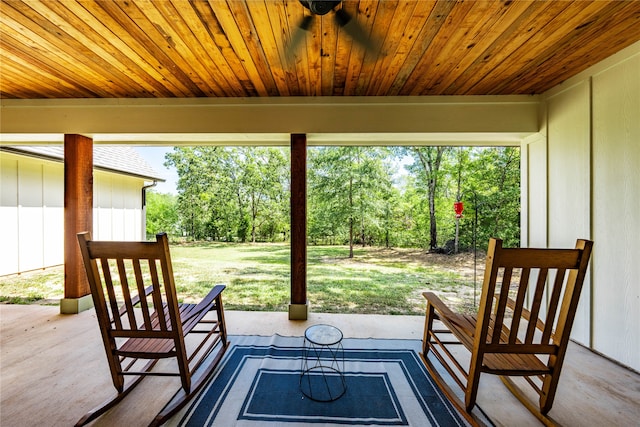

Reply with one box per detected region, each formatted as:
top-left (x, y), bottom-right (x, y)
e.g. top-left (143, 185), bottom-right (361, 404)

top-left (334, 9), bottom-right (381, 55)
top-left (286, 15), bottom-right (314, 64)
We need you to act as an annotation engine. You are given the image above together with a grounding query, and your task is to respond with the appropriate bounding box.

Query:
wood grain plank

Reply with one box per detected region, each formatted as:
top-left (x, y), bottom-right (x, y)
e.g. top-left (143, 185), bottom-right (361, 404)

top-left (168, 0), bottom-right (247, 96)
top-left (187, 1), bottom-right (253, 96)
top-left (245, 0), bottom-right (290, 96)
top-left (439, 0), bottom-right (533, 95)
top-left (331, 0), bottom-right (355, 96)
top-left (224, 0), bottom-right (280, 96)
top-left (2, 0), bottom-right (640, 98)
top-left (383, 0), bottom-right (437, 96)
top-left (0, 67), bottom-right (43, 98)
top-left (75, 0), bottom-right (188, 97)
top-left (366, 0), bottom-right (418, 96)
top-left (353, 0), bottom-right (393, 96)
top-left (96, 0), bottom-right (202, 96)
top-left (392, 0), bottom-right (455, 95)
top-left (449, 0), bottom-right (570, 95)
top-left (132, 0), bottom-right (224, 96)
top-left (206, 0), bottom-right (271, 96)
top-left (0, 37), bottom-right (95, 97)
top-left (509, 1), bottom-right (640, 94)
top-left (65, 0), bottom-right (180, 97)
top-left (418, 0), bottom-right (506, 95)
top-left (28, 0), bottom-right (151, 97)
top-left (265, 0), bottom-right (300, 95)
top-left (407, 0), bottom-right (477, 96)
top-left (284, 0), bottom-right (312, 96)
top-left (343, 0), bottom-right (380, 96)
top-left (33, 0), bottom-right (166, 97)
top-left (304, 1), bottom-right (323, 96)
top-left (38, 0), bottom-right (177, 97)
top-left (320, 7), bottom-right (339, 96)
top-left (470, 0), bottom-right (613, 95)
top-left (1, 1), bottom-right (124, 97)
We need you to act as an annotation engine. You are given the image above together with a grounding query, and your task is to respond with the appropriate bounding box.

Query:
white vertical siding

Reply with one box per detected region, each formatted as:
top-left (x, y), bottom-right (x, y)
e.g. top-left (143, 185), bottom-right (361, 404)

top-left (93, 171), bottom-right (143, 241)
top-left (43, 163), bottom-right (63, 266)
top-left (111, 174), bottom-right (126, 240)
top-left (124, 180), bottom-right (142, 239)
top-left (0, 157), bottom-right (19, 275)
top-left (0, 152), bottom-right (147, 275)
top-left (529, 42), bottom-right (640, 371)
top-left (591, 52), bottom-right (640, 370)
top-left (546, 81), bottom-right (592, 344)
top-left (522, 134), bottom-right (551, 326)
top-left (524, 135), bottom-right (548, 248)
top-left (18, 161), bottom-right (44, 272)
top-left (94, 172), bottom-right (113, 240)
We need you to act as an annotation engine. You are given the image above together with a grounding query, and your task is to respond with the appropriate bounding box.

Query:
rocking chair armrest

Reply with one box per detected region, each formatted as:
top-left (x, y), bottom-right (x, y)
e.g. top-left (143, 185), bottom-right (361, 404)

top-left (423, 291), bottom-right (476, 346)
top-left (197, 284), bottom-right (226, 310)
top-left (422, 291), bottom-right (456, 319)
top-left (179, 285), bottom-right (226, 327)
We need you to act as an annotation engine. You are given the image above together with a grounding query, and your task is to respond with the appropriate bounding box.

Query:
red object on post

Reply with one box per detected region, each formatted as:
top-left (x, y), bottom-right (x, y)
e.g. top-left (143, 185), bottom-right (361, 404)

top-left (454, 201), bottom-right (464, 218)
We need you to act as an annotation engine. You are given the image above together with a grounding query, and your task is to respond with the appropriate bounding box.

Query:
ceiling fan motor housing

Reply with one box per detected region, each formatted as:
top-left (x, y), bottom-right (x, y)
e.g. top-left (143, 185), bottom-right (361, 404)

top-left (300, 0), bottom-right (342, 16)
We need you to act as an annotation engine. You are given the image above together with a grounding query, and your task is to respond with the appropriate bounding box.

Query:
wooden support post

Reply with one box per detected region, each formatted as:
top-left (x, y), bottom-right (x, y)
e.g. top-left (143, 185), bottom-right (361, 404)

top-left (289, 134), bottom-right (308, 320)
top-left (60, 134), bottom-right (94, 314)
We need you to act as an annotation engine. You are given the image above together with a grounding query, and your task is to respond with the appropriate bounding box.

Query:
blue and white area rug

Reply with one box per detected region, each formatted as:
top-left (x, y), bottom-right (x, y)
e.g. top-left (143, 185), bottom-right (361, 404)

top-left (170, 335), bottom-right (491, 426)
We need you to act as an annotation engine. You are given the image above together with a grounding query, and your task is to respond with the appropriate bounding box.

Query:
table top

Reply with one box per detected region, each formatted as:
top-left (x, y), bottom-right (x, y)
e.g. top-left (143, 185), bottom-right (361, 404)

top-left (305, 324), bottom-right (343, 346)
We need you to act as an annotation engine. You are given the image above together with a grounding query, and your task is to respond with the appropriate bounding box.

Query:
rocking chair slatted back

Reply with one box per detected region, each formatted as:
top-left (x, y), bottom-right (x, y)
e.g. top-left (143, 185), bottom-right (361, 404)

top-left (476, 239), bottom-right (591, 354)
top-left (82, 238), bottom-right (184, 345)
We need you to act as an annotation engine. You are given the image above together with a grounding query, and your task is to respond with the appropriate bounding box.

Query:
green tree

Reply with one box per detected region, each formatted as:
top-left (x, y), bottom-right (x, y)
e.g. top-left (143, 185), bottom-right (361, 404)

top-left (145, 192), bottom-right (179, 238)
top-left (309, 147), bottom-right (393, 257)
top-left (166, 146), bottom-right (289, 243)
top-left (472, 147), bottom-right (520, 248)
top-left (236, 147), bottom-right (289, 242)
top-left (404, 147), bottom-right (451, 250)
top-left (165, 147), bottom-right (215, 240)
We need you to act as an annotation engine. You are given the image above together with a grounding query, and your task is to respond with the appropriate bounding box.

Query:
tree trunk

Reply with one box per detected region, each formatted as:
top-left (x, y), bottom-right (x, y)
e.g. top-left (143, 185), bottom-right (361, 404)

top-left (416, 147), bottom-right (447, 251)
top-left (429, 187), bottom-right (437, 250)
top-left (349, 175), bottom-right (354, 258)
top-left (455, 148), bottom-right (462, 254)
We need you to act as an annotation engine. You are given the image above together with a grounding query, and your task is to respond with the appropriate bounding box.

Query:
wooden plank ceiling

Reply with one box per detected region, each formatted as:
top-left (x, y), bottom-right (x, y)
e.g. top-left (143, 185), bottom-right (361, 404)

top-left (1, 0), bottom-right (640, 99)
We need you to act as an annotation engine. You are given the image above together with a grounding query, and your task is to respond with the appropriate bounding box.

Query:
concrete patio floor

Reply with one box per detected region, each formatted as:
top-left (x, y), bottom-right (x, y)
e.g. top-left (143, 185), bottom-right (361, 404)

top-left (1, 304), bottom-right (639, 426)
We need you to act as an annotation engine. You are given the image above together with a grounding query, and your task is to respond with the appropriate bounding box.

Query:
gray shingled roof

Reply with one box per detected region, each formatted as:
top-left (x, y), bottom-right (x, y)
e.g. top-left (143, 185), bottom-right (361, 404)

top-left (0, 145), bottom-right (165, 181)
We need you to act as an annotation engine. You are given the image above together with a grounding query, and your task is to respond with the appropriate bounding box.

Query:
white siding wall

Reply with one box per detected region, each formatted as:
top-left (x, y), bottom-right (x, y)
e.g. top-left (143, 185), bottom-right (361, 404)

top-left (93, 170), bottom-right (143, 241)
top-left (525, 42), bottom-right (640, 371)
top-left (0, 153), bottom-right (146, 275)
top-left (546, 81), bottom-right (592, 344)
top-left (43, 163), bottom-right (64, 267)
top-left (523, 133), bottom-right (548, 248)
top-left (591, 52), bottom-right (640, 371)
top-left (1, 157), bottom-right (20, 276)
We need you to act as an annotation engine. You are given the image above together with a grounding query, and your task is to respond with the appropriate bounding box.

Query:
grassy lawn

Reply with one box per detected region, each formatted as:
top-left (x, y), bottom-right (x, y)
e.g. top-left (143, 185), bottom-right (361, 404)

top-left (0, 243), bottom-right (484, 315)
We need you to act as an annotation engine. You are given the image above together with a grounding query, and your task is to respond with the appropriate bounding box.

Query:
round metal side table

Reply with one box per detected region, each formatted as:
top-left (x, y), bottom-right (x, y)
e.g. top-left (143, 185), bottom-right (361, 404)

top-left (299, 324), bottom-right (347, 402)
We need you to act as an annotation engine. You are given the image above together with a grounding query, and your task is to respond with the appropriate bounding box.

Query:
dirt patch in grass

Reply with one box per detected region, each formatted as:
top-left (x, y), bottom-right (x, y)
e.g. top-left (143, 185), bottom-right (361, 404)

top-left (340, 246), bottom-right (487, 314)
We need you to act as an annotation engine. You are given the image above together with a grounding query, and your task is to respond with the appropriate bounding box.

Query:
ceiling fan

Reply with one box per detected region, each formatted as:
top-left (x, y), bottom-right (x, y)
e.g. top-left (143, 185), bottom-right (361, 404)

top-left (286, 0), bottom-right (381, 62)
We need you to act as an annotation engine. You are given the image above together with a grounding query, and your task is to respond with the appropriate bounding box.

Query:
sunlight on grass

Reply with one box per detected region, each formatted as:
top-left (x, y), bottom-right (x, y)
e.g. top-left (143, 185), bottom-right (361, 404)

top-left (0, 243), bottom-right (482, 315)
top-left (0, 268), bottom-right (65, 304)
